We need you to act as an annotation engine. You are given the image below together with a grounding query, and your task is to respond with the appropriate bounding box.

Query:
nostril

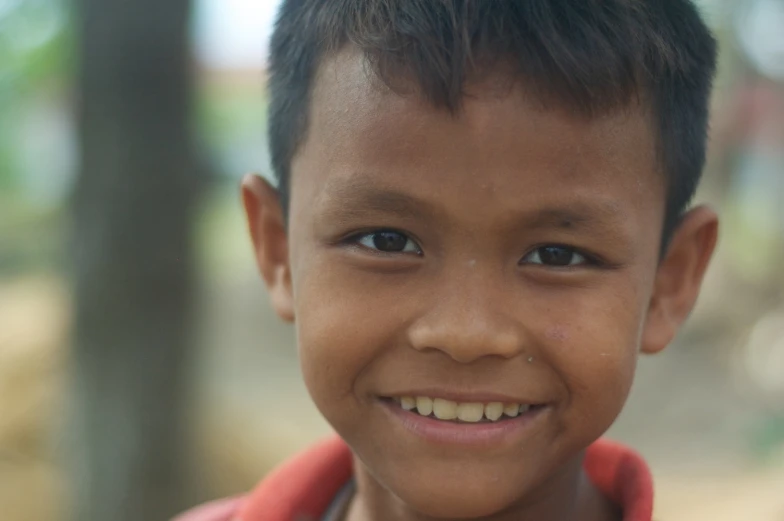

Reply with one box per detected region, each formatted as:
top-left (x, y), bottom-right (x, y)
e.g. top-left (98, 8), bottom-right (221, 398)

top-left (407, 312), bottom-right (525, 363)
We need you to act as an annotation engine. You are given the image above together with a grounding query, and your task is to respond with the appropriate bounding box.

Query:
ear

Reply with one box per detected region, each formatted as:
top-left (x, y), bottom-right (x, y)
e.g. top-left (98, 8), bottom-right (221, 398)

top-left (641, 206), bottom-right (718, 354)
top-left (241, 173), bottom-right (294, 322)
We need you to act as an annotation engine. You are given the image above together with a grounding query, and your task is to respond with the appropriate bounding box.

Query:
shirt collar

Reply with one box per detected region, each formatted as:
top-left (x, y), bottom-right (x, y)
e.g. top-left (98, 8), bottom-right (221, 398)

top-left (238, 436), bottom-right (653, 521)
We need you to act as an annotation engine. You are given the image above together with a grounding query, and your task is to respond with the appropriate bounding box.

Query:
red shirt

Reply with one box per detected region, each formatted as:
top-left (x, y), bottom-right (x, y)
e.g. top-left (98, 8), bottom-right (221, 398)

top-left (174, 437), bottom-right (653, 521)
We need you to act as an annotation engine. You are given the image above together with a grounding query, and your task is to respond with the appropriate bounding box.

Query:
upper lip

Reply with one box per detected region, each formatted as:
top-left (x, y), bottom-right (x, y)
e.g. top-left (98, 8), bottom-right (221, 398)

top-left (380, 389), bottom-right (542, 404)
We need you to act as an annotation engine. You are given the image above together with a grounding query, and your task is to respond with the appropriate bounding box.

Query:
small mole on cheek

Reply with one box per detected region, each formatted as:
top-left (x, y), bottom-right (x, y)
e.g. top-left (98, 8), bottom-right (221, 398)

top-left (547, 326), bottom-right (569, 342)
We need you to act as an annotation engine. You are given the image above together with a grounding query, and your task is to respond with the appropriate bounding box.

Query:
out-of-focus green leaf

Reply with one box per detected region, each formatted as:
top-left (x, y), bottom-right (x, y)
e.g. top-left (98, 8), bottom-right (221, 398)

top-left (0, 0), bottom-right (73, 196)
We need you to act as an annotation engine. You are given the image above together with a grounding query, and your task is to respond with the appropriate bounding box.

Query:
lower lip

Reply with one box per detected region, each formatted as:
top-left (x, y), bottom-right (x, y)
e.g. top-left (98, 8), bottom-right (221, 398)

top-left (380, 400), bottom-right (546, 447)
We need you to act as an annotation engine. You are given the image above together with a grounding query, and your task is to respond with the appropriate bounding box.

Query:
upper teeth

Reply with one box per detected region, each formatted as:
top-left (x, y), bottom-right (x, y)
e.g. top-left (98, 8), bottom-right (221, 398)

top-left (398, 396), bottom-right (530, 422)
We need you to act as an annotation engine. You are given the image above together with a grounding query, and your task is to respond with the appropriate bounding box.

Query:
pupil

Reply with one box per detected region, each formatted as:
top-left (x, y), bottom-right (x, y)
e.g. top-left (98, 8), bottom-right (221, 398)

top-left (373, 231), bottom-right (407, 252)
top-left (540, 246), bottom-right (572, 266)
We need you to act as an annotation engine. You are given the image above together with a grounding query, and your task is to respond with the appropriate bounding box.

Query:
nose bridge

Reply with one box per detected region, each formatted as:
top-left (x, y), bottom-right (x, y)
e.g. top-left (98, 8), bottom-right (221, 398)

top-left (408, 261), bottom-right (524, 363)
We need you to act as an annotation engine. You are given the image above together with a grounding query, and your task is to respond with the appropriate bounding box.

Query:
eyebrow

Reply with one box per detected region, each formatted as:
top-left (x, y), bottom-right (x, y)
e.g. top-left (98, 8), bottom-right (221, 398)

top-left (317, 177), bottom-right (624, 233)
top-left (318, 179), bottom-right (440, 224)
top-left (520, 205), bottom-right (621, 231)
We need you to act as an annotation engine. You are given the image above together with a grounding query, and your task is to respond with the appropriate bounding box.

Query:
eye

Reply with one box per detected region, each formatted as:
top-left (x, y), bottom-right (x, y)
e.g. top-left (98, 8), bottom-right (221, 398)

top-left (355, 230), bottom-right (422, 254)
top-left (522, 245), bottom-right (590, 267)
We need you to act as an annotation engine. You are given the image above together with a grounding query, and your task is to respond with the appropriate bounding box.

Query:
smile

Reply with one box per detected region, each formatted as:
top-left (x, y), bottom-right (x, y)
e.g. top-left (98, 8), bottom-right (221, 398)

top-left (387, 396), bottom-right (539, 423)
top-left (380, 394), bottom-right (546, 446)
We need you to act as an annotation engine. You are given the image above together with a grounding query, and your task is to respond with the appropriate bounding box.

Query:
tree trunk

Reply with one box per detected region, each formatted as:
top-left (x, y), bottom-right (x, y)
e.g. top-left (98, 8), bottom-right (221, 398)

top-left (70, 0), bottom-right (196, 519)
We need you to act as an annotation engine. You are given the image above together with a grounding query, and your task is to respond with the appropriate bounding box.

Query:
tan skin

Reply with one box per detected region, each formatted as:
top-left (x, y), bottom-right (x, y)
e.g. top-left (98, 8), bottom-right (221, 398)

top-left (242, 49), bottom-right (718, 521)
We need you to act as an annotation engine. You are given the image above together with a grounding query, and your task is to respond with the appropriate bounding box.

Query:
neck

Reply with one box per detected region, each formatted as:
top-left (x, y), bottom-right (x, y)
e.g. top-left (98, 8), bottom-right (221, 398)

top-left (346, 453), bottom-right (620, 521)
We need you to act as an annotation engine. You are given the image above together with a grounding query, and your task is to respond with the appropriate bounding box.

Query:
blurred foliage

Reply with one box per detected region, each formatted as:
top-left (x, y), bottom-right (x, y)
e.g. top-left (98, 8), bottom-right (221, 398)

top-left (0, 0), bottom-right (72, 195)
top-left (753, 414), bottom-right (784, 462)
top-left (195, 80), bottom-right (269, 182)
top-left (0, 0), bottom-right (72, 275)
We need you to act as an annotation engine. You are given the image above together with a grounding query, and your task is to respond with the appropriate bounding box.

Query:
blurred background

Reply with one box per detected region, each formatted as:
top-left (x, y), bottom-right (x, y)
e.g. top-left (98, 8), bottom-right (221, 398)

top-left (0, 0), bottom-right (783, 520)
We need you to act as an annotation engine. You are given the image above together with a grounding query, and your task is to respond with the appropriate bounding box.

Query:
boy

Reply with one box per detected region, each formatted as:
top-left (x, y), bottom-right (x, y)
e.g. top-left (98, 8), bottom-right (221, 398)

top-left (178, 1), bottom-right (718, 520)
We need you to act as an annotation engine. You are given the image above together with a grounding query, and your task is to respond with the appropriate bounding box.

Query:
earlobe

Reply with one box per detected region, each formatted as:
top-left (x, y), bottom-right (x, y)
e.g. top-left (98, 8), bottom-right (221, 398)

top-left (241, 173), bottom-right (295, 322)
top-left (641, 206), bottom-right (718, 354)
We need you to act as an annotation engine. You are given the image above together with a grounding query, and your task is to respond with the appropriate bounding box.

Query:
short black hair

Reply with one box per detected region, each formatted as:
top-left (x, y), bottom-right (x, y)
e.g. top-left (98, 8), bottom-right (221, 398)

top-left (267, 0), bottom-right (717, 247)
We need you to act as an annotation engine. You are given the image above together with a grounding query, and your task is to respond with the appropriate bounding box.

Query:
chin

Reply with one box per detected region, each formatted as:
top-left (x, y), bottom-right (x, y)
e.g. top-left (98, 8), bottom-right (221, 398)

top-left (389, 474), bottom-right (519, 519)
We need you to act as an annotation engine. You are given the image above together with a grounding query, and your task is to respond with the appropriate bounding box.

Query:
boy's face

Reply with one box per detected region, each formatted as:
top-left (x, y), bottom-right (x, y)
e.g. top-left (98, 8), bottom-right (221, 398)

top-left (244, 50), bottom-right (717, 518)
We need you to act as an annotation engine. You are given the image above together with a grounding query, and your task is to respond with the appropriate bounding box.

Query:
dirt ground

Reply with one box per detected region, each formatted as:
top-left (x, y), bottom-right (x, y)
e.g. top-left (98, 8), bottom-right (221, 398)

top-left (2, 273), bottom-right (783, 521)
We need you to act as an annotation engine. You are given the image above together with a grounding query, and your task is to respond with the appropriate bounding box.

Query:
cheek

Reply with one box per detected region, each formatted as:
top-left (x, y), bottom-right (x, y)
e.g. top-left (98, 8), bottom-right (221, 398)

top-left (538, 284), bottom-right (646, 431)
top-left (292, 256), bottom-right (413, 425)
top-left (295, 278), bottom-right (367, 403)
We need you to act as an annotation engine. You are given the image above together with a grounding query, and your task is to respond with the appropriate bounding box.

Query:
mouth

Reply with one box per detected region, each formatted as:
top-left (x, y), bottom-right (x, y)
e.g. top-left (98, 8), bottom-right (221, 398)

top-left (381, 396), bottom-right (546, 424)
top-left (378, 394), bottom-right (547, 446)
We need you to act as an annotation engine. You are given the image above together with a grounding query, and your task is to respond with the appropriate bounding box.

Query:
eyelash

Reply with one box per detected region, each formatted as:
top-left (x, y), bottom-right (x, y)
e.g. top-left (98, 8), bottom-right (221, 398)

top-left (520, 244), bottom-right (601, 268)
top-left (346, 229), bottom-right (423, 255)
top-left (345, 230), bottom-right (602, 268)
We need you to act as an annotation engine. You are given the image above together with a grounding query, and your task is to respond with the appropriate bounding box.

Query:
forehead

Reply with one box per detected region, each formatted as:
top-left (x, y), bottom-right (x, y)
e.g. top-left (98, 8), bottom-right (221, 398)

top-left (291, 47), bottom-right (663, 228)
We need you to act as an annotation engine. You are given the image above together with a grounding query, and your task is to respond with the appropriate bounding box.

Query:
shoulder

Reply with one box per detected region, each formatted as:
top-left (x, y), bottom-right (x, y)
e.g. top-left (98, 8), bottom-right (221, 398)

top-left (585, 439), bottom-right (654, 521)
top-left (172, 496), bottom-right (246, 521)
top-left (173, 436), bottom-right (352, 521)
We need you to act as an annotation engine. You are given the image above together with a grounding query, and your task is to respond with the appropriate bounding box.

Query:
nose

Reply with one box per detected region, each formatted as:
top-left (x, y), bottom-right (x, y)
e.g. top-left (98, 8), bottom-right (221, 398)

top-left (407, 269), bottom-right (526, 363)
